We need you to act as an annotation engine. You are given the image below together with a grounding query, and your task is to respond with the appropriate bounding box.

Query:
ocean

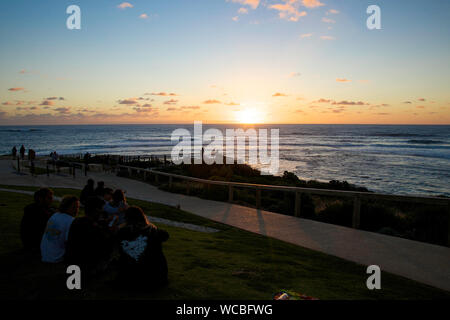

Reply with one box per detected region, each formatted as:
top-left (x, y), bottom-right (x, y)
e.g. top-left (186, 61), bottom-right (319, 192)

top-left (0, 124), bottom-right (449, 197)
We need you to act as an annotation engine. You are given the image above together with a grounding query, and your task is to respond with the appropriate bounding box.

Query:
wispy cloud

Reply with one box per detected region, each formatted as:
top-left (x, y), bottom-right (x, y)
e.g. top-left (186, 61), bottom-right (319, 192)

top-left (320, 35), bottom-right (336, 40)
top-left (229, 0), bottom-right (260, 10)
top-left (203, 99), bottom-right (221, 104)
top-left (164, 99), bottom-right (178, 105)
top-left (322, 17), bottom-right (335, 24)
top-left (117, 2), bottom-right (133, 9)
top-left (302, 0), bottom-right (324, 8)
top-left (273, 92), bottom-right (288, 97)
top-left (139, 13), bottom-right (148, 19)
top-left (8, 87), bottom-right (25, 92)
top-left (300, 33), bottom-right (312, 38)
top-left (269, 1), bottom-right (307, 22)
top-left (336, 78), bottom-right (351, 83)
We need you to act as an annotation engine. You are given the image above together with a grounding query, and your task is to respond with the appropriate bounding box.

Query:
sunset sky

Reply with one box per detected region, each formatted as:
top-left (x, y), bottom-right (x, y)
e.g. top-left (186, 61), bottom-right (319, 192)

top-left (0, 0), bottom-right (449, 125)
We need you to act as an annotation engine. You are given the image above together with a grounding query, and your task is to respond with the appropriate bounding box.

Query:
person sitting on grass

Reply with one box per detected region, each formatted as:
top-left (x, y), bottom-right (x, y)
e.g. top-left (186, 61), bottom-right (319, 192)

top-left (20, 188), bottom-right (56, 253)
top-left (40, 196), bottom-right (79, 263)
top-left (65, 196), bottom-right (115, 276)
top-left (95, 181), bottom-right (105, 197)
top-left (80, 179), bottom-right (95, 206)
top-left (101, 188), bottom-right (113, 206)
top-left (116, 206), bottom-right (169, 290)
top-left (104, 189), bottom-right (129, 225)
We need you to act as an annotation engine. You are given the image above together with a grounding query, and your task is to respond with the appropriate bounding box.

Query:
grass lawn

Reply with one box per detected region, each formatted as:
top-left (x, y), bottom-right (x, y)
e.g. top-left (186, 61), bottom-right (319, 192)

top-left (0, 185), bottom-right (449, 300)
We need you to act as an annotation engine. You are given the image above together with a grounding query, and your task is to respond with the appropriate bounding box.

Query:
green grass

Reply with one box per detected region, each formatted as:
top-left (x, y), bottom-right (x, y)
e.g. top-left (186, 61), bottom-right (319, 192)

top-left (0, 186), bottom-right (449, 300)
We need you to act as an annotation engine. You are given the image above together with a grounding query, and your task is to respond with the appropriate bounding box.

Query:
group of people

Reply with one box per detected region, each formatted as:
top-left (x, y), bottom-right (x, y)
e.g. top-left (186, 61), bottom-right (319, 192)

top-left (12, 145), bottom-right (35, 161)
top-left (20, 181), bottom-right (170, 289)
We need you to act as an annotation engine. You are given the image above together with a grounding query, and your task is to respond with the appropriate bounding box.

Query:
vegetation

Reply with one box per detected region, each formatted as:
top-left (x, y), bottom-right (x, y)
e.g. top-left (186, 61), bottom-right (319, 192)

top-left (0, 187), bottom-right (449, 300)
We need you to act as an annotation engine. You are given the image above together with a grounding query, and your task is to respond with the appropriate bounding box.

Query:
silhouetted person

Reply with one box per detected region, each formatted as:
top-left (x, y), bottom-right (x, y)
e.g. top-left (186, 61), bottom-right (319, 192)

top-left (95, 181), bottom-right (105, 197)
top-left (20, 188), bottom-right (56, 253)
top-left (80, 179), bottom-right (95, 206)
top-left (12, 146), bottom-right (17, 159)
top-left (116, 206), bottom-right (169, 290)
top-left (84, 152), bottom-right (91, 175)
top-left (66, 196), bottom-right (114, 275)
top-left (40, 196), bottom-right (80, 263)
top-left (19, 145), bottom-right (25, 160)
top-left (104, 189), bottom-right (129, 225)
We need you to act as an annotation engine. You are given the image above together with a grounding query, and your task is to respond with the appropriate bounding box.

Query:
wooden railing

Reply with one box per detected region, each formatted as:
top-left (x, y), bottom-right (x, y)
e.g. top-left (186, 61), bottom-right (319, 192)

top-left (58, 160), bottom-right (450, 246)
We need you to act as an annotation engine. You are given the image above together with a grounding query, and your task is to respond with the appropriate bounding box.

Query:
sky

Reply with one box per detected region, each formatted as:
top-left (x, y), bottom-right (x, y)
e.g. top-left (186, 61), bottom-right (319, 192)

top-left (0, 0), bottom-right (449, 125)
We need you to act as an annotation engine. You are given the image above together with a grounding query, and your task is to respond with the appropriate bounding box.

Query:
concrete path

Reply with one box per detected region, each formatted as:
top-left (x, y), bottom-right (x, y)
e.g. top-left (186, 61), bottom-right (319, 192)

top-left (1, 160), bottom-right (449, 292)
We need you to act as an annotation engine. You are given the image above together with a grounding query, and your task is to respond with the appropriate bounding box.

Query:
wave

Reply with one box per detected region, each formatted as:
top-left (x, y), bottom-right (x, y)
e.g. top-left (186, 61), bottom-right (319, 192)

top-left (407, 140), bottom-right (444, 145)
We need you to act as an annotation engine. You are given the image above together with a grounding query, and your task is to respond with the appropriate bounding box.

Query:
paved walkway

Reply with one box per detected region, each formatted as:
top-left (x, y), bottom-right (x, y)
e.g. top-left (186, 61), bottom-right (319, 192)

top-left (1, 160), bottom-right (449, 292)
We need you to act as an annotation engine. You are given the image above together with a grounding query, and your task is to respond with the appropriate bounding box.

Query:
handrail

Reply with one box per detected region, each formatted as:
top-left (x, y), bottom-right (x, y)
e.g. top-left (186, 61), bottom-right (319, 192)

top-left (67, 161), bottom-right (450, 246)
top-left (116, 165), bottom-right (449, 206)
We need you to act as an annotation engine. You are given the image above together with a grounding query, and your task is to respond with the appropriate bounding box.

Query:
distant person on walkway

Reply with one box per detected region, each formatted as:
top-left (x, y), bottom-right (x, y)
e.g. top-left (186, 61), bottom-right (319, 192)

top-left (80, 179), bottom-right (95, 206)
top-left (20, 188), bottom-right (56, 253)
top-left (65, 196), bottom-right (114, 275)
top-left (104, 189), bottom-right (129, 225)
top-left (84, 152), bottom-right (91, 175)
top-left (116, 206), bottom-right (169, 289)
top-left (12, 146), bottom-right (17, 159)
top-left (19, 145), bottom-right (25, 160)
top-left (40, 196), bottom-right (80, 263)
top-left (95, 181), bottom-right (105, 197)
top-left (28, 149), bottom-right (36, 161)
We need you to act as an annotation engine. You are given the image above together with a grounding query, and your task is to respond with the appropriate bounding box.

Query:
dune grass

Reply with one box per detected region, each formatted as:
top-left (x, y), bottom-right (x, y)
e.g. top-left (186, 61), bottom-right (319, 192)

top-left (0, 186), bottom-right (449, 300)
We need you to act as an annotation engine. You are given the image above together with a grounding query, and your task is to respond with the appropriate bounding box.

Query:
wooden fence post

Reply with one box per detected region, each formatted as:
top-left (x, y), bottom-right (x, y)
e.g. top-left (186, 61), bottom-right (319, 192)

top-left (256, 188), bottom-right (261, 209)
top-left (295, 191), bottom-right (302, 217)
top-left (352, 196), bottom-right (361, 229)
top-left (155, 173), bottom-right (159, 184)
top-left (169, 176), bottom-right (173, 189)
top-left (229, 186), bottom-right (234, 203)
top-left (186, 182), bottom-right (191, 195)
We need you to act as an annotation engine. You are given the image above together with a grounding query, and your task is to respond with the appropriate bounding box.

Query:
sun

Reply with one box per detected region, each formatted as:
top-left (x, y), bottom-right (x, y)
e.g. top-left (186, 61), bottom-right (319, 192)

top-left (235, 108), bottom-right (264, 124)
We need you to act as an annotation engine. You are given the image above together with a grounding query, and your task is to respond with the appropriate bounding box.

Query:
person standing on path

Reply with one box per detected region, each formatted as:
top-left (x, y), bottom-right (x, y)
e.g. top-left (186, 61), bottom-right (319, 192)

top-left (20, 145), bottom-right (25, 160)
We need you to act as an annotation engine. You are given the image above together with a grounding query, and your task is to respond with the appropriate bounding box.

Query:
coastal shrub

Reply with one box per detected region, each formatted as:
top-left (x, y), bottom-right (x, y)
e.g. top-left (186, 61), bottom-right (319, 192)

top-left (409, 206), bottom-right (448, 246)
top-left (316, 201), bottom-right (353, 227)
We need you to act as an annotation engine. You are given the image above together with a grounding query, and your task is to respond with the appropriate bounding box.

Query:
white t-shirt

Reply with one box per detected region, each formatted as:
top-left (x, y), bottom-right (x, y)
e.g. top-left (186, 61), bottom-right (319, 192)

top-left (40, 212), bottom-right (74, 263)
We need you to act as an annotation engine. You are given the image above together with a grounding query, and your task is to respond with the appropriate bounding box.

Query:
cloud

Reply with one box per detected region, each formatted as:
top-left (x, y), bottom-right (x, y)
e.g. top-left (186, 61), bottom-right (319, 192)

top-left (332, 100), bottom-right (368, 106)
top-left (54, 107), bottom-right (71, 114)
top-left (300, 33), bottom-right (312, 38)
top-left (327, 9), bottom-right (339, 15)
top-left (320, 36), bottom-right (335, 40)
top-left (322, 17), bottom-right (335, 24)
top-left (8, 87), bottom-right (25, 92)
top-left (289, 72), bottom-right (301, 77)
top-left (230, 0), bottom-right (260, 10)
top-left (403, 101), bottom-right (412, 104)
top-left (147, 92), bottom-right (178, 96)
top-left (238, 7), bottom-right (248, 14)
top-left (314, 98), bottom-right (332, 103)
top-left (418, 98), bottom-right (426, 102)
top-left (40, 100), bottom-right (55, 106)
top-left (225, 102), bottom-right (240, 106)
top-left (232, 16), bottom-right (239, 21)
top-left (269, 1), bottom-right (307, 22)
top-left (139, 13), bottom-right (148, 19)
top-left (164, 99), bottom-right (178, 105)
top-left (336, 78), bottom-right (351, 83)
top-left (203, 99), bottom-right (221, 104)
top-left (417, 105), bottom-right (425, 109)
top-left (46, 97), bottom-right (65, 101)
top-left (117, 2), bottom-right (133, 9)
top-left (119, 98), bottom-right (139, 105)
top-left (273, 92), bottom-right (288, 97)
top-left (302, 0), bottom-right (324, 8)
